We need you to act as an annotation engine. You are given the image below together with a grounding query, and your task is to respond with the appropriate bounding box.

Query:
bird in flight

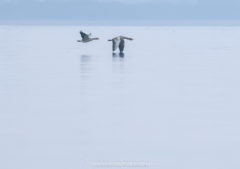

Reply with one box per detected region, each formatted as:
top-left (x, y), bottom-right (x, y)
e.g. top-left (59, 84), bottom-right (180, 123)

top-left (77, 31), bottom-right (99, 43)
top-left (108, 36), bottom-right (133, 53)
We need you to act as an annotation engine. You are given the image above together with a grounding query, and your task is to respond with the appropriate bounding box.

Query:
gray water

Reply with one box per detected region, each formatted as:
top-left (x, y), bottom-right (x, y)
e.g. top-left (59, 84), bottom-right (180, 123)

top-left (1, 26), bottom-right (240, 169)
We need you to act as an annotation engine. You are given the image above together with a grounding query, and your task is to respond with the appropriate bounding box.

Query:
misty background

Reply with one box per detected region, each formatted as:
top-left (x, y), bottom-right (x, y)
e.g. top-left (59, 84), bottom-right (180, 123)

top-left (0, 0), bottom-right (240, 25)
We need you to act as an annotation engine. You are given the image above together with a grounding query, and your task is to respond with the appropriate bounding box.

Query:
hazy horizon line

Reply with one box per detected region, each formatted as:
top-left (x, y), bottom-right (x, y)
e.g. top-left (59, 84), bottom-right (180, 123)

top-left (1, 20), bottom-right (240, 26)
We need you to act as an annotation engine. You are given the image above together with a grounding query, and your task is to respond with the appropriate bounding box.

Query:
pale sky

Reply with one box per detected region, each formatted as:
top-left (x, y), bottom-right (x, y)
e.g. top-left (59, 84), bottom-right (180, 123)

top-left (0, 0), bottom-right (240, 23)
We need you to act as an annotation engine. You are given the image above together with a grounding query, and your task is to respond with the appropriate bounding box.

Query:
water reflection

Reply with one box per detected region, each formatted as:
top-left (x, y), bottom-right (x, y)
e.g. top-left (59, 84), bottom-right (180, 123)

top-left (111, 53), bottom-right (126, 89)
top-left (119, 52), bottom-right (125, 58)
top-left (112, 53), bottom-right (118, 58)
top-left (79, 55), bottom-right (92, 81)
top-left (79, 55), bottom-right (93, 98)
top-left (112, 52), bottom-right (125, 61)
top-left (80, 55), bottom-right (91, 63)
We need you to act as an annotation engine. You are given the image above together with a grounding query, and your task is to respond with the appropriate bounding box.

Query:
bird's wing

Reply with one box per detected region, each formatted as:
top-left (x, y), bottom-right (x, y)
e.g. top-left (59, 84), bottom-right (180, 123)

top-left (112, 40), bottom-right (117, 51)
top-left (112, 37), bottom-right (121, 51)
top-left (120, 36), bottom-right (133, 40)
top-left (119, 39), bottom-right (125, 52)
top-left (80, 31), bottom-right (89, 40)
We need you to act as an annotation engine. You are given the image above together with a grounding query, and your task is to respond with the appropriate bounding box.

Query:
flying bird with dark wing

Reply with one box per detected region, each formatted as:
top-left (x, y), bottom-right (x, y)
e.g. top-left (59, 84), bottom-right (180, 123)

top-left (108, 36), bottom-right (133, 53)
top-left (77, 31), bottom-right (99, 43)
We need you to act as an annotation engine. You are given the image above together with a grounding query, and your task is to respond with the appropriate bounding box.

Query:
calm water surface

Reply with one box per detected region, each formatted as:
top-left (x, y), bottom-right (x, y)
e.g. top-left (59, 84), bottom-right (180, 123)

top-left (1, 26), bottom-right (240, 169)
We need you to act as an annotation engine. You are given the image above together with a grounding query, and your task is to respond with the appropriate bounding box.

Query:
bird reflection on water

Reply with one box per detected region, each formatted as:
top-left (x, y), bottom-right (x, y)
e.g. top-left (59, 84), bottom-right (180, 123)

top-left (80, 55), bottom-right (91, 63)
top-left (112, 52), bottom-right (125, 61)
top-left (79, 55), bottom-right (92, 81)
